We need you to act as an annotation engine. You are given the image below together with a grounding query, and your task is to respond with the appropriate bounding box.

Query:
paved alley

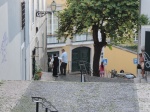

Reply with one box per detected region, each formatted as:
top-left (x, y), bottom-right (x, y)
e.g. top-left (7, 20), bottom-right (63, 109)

top-left (0, 72), bottom-right (149, 112)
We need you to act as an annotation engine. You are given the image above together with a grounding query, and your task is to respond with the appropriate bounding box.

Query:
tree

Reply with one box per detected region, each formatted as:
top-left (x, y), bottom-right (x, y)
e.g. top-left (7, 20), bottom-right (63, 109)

top-left (57, 0), bottom-right (139, 76)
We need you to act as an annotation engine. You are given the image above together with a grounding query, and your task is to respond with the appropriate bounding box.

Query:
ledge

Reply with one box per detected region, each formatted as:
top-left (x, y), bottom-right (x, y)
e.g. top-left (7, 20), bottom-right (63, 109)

top-left (113, 45), bottom-right (137, 55)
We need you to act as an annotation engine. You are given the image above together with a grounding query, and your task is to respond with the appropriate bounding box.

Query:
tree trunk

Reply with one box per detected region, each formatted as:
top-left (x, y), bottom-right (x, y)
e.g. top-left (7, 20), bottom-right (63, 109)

top-left (93, 43), bottom-right (102, 76)
top-left (92, 25), bottom-right (107, 76)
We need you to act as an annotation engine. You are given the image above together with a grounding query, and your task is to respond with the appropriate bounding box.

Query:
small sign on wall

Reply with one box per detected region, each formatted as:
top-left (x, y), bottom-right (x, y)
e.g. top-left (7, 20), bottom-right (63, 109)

top-left (103, 58), bottom-right (108, 65)
top-left (133, 58), bottom-right (138, 64)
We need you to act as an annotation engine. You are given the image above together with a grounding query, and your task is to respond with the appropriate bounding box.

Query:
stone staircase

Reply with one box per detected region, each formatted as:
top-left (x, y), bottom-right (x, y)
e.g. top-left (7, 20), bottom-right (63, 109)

top-left (11, 81), bottom-right (139, 112)
top-left (6, 72), bottom-right (149, 112)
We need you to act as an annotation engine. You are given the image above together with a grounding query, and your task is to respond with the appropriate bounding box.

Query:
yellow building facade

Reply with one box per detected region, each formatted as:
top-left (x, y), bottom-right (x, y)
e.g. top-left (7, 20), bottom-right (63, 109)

top-left (104, 46), bottom-right (137, 75)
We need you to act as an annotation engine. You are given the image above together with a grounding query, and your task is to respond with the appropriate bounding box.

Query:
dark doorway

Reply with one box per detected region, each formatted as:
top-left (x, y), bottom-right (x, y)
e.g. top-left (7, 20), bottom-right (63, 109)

top-left (145, 31), bottom-right (150, 71)
top-left (47, 51), bottom-right (59, 72)
top-left (72, 47), bottom-right (90, 72)
top-left (32, 48), bottom-right (36, 77)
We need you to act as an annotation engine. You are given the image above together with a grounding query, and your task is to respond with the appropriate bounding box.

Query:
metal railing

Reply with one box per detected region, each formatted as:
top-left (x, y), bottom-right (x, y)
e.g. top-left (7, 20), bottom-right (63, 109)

top-left (79, 60), bottom-right (93, 82)
top-left (47, 36), bottom-right (65, 44)
top-left (71, 33), bottom-right (93, 42)
top-left (32, 97), bottom-right (58, 112)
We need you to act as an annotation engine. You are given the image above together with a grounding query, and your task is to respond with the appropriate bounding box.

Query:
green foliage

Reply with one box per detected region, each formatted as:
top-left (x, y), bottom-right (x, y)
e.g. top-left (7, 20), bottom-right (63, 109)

top-left (34, 65), bottom-right (42, 80)
top-left (118, 44), bottom-right (138, 52)
top-left (37, 68), bottom-right (42, 73)
top-left (138, 14), bottom-right (150, 25)
top-left (106, 44), bottom-right (112, 50)
top-left (57, 0), bottom-right (140, 44)
top-left (35, 65), bottom-right (42, 73)
top-left (0, 81), bottom-right (3, 85)
top-left (34, 74), bottom-right (40, 80)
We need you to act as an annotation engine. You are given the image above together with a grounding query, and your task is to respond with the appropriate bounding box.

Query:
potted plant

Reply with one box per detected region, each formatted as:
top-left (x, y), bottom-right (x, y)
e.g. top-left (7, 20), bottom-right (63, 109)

top-left (34, 73), bottom-right (40, 80)
top-left (36, 68), bottom-right (43, 78)
top-left (33, 65), bottom-right (43, 80)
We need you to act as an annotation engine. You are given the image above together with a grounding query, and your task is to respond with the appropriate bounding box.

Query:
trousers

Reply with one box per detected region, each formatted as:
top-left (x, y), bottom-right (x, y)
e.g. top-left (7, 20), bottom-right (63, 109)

top-left (60, 62), bottom-right (67, 75)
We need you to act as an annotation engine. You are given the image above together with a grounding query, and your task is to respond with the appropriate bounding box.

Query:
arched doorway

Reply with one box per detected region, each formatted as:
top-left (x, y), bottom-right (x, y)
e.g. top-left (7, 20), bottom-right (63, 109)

top-left (72, 47), bottom-right (90, 72)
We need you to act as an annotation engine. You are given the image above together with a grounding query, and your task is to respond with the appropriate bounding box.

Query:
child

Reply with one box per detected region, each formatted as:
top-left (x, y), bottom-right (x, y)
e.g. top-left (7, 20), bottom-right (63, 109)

top-left (99, 62), bottom-right (105, 77)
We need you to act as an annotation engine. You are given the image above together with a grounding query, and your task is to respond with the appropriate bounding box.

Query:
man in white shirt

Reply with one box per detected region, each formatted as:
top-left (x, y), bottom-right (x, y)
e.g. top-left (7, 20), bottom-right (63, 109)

top-left (60, 49), bottom-right (68, 75)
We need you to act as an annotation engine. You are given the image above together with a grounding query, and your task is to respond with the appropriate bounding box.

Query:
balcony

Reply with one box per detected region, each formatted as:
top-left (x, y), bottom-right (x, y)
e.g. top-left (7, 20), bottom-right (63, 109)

top-left (47, 35), bottom-right (65, 44)
top-left (71, 33), bottom-right (93, 42)
top-left (47, 33), bottom-right (93, 48)
top-left (47, 35), bottom-right (66, 48)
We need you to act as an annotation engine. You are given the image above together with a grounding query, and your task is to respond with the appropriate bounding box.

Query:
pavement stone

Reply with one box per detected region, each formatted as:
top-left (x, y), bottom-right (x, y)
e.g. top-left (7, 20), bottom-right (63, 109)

top-left (136, 83), bottom-right (150, 112)
top-left (0, 72), bottom-right (150, 112)
top-left (55, 74), bottom-right (134, 83)
top-left (11, 81), bottom-right (139, 112)
top-left (0, 81), bottom-right (31, 112)
top-left (40, 72), bottom-right (56, 81)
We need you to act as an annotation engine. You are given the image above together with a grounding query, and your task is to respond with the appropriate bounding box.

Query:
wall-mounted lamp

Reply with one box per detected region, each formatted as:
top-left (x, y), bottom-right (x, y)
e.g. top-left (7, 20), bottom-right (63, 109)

top-left (36, 0), bottom-right (56, 17)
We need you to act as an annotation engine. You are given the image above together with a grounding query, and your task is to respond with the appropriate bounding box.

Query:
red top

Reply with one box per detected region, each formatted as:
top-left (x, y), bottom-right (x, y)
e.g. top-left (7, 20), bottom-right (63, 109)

top-left (99, 65), bottom-right (104, 71)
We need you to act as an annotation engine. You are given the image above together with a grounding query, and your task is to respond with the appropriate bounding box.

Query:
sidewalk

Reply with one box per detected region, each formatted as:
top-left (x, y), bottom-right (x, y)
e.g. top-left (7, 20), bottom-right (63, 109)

top-left (134, 74), bottom-right (150, 83)
top-left (0, 81), bottom-right (31, 112)
top-left (0, 73), bottom-right (149, 112)
top-left (40, 72), bottom-right (56, 81)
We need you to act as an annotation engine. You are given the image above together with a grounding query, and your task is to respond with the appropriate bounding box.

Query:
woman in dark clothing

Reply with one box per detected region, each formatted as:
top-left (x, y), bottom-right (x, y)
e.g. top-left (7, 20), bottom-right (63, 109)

top-left (53, 54), bottom-right (59, 77)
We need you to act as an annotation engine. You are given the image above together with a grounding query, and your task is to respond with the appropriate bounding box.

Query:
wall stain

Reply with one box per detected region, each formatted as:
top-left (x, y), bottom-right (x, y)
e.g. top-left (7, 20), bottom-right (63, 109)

top-left (0, 32), bottom-right (8, 63)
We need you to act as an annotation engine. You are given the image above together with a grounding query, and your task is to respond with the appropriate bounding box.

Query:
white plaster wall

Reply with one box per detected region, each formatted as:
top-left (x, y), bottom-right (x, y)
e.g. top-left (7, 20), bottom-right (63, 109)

top-left (140, 25), bottom-right (150, 51)
top-left (141, 0), bottom-right (150, 18)
top-left (0, 3), bottom-right (21, 80)
top-left (29, 0), bottom-right (47, 77)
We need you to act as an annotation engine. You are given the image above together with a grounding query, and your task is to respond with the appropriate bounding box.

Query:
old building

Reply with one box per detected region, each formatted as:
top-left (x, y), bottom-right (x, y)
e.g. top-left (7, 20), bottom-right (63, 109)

top-left (0, 0), bottom-right (47, 80)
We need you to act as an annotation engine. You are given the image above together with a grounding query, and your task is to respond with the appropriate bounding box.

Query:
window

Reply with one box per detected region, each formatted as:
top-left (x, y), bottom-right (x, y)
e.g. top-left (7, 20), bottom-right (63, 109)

top-left (53, 15), bottom-right (59, 32)
top-left (21, 2), bottom-right (25, 29)
top-left (32, 0), bottom-right (34, 23)
top-left (134, 33), bottom-right (138, 41)
top-left (47, 14), bottom-right (51, 34)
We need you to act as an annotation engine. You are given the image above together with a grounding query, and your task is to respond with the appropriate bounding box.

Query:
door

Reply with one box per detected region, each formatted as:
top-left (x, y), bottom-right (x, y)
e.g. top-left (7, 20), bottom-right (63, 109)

top-left (72, 47), bottom-right (90, 72)
top-left (47, 51), bottom-right (59, 72)
top-left (145, 31), bottom-right (150, 71)
top-left (32, 48), bottom-right (36, 77)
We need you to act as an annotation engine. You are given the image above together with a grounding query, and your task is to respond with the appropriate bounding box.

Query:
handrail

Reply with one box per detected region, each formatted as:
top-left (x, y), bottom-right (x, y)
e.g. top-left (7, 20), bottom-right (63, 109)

top-left (79, 60), bottom-right (93, 82)
top-left (78, 60), bottom-right (93, 76)
top-left (32, 97), bottom-right (58, 112)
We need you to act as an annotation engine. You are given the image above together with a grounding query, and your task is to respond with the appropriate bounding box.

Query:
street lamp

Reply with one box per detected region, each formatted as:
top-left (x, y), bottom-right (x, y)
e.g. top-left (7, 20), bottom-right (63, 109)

top-left (36, 0), bottom-right (56, 17)
top-left (51, 0), bottom-right (56, 12)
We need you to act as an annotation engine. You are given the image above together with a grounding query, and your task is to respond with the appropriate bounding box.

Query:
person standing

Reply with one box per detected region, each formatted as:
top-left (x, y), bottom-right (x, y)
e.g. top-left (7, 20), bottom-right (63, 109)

top-left (139, 53), bottom-right (145, 78)
top-left (60, 49), bottom-right (68, 75)
top-left (99, 62), bottom-right (105, 77)
top-left (53, 54), bottom-right (59, 77)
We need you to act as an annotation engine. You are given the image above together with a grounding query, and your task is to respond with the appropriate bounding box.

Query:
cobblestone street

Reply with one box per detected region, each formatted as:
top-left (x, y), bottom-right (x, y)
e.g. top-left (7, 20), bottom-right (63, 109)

top-left (0, 72), bottom-right (150, 112)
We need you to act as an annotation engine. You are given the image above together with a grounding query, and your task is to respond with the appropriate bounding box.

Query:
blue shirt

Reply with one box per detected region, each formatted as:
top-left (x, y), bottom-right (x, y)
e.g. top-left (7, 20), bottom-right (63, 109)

top-left (61, 52), bottom-right (68, 63)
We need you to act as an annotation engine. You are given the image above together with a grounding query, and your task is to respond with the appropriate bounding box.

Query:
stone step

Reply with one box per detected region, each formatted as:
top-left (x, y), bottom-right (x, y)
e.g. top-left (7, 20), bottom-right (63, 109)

top-left (55, 74), bottom-right (134, 83)
top-left (11, 81), bottom-right (139, 112)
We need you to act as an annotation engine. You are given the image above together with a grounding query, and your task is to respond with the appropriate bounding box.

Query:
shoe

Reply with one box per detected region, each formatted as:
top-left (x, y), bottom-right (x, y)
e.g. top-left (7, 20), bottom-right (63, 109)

top-left (53, 75), bottom-right (58, 77)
